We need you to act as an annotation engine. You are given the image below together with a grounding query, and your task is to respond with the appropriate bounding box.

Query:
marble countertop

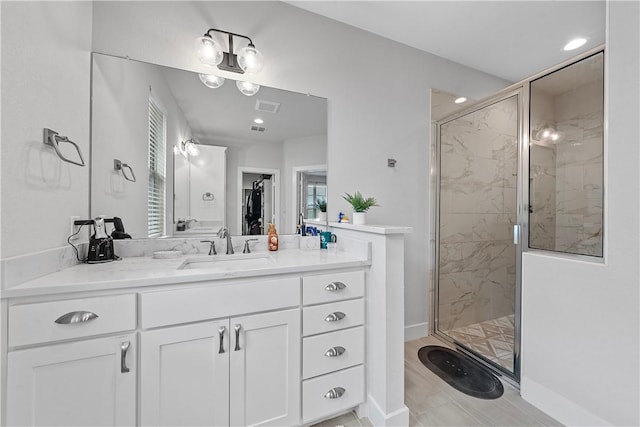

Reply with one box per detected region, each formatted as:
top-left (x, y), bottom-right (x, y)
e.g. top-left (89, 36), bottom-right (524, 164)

top-left (2, 249), bottom-right (370, 299)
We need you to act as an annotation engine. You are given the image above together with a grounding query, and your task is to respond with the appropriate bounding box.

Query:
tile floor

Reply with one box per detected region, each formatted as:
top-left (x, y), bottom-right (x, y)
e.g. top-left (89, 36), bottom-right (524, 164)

top-left (317, 335), bottom-right (561, 427)
top-left (445, 314), bottom-right (515, 371)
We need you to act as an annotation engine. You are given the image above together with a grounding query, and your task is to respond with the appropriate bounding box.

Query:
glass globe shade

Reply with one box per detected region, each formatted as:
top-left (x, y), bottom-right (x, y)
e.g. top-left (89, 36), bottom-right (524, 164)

top-left (185, 141), bottom-right (200, 157)
top-left (236, 80), bottom-right (261, 97)
top-left (198, 73), bottom-right (225, 89)
top-left (237, 46), bottom-right (264, 73)
top-left (195, 36), bottom-right (223, 66)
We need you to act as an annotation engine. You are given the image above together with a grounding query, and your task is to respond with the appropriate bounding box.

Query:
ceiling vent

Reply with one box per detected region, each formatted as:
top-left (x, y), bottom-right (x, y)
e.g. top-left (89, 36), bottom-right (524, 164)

top-left (250, 125), bottom-right (266, 132)
top-left (255, 100), bottom-right (281, 114)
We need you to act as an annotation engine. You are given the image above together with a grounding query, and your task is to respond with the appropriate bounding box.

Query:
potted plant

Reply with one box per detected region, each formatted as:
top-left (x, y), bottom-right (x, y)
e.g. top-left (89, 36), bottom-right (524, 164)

top-left (342, 191), bottom-right (379, 225)
top-left (315, 199), bottom-right (328, 222)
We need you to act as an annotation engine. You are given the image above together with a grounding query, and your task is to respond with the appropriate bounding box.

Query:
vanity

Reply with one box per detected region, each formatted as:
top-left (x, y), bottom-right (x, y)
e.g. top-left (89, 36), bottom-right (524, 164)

top-left (1, 236), bottom-right (380, 426)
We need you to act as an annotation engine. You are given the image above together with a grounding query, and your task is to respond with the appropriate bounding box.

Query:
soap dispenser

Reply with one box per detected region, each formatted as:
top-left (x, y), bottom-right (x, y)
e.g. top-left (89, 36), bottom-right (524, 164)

top-left (268, 223), bottom-right (279, 251)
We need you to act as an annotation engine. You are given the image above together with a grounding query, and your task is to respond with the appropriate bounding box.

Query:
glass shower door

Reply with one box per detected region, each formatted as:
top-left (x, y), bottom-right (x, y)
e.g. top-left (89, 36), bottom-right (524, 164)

top-left (435, 93), bottom-right (521, 378)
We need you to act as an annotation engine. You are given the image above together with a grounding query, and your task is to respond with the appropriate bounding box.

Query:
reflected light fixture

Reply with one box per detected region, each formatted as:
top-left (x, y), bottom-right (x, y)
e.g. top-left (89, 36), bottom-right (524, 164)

top-left (534, 126), bottom-right (564, 143)
top-left (196, 28), bottom-right (264, 96)
top-left (236, 80), bottom-right (261, 97)
top-left (454, 97), bottom-right (467, 104)
top-left (563, 37), bottom-right (587, 51)
top-left (180, 138), bottom-right (200, 157)
top-left (254, 118), bottom-right (264, 124)
top-left (198, 73), bottom-right (225, 89)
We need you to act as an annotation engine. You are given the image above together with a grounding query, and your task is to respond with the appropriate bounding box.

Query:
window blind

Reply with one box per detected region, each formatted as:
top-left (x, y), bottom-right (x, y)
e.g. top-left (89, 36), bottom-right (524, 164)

top-left (148, 98), bottom-right (166, 237)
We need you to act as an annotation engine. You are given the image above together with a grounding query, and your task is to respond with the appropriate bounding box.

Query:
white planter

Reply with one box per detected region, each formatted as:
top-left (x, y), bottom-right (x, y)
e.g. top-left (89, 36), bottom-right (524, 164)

top-left (352, 212), bottom-right (366, 225)
top-left (318, 212), bottom-right (327, 222)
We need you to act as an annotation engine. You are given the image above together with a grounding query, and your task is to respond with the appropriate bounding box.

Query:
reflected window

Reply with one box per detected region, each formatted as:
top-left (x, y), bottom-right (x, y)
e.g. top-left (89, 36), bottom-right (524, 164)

top-left (148, 97), bottom-right (166, 237)
top-left (529, 52), bottom-right (604, 257)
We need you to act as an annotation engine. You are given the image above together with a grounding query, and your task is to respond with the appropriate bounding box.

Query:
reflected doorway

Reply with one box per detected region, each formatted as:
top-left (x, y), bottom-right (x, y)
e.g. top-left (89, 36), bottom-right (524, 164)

top-left (237, 167), bottom-right (279, 235)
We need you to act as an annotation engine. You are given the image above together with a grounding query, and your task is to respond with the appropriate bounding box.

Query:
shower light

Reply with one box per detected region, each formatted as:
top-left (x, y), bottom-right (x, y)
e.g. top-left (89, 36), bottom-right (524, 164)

top-left (254, 118), bottom-right (264, 124)
top-left (563, 38), bottom-right (587, 51)
top-left (454, 97), bottom-right (467, 104)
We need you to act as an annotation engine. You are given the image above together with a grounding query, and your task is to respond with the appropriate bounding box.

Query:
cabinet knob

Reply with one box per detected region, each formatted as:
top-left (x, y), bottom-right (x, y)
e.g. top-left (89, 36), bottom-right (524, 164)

top-left (324, 311), bottom-right (346, 322)
top-left (54, 311), bottom-right (98, 324)
top-left (325, 281), bottom-right (347, 292)
top-left (324, 387), bottom-right (346, 399)
top-left (324, 346), bottom-right (346, 357)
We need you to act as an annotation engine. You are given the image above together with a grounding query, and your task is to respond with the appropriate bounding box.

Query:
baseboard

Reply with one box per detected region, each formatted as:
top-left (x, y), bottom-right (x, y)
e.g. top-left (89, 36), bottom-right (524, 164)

top-left (521, 376), bottom-right (611, 426)
top-left (404, 322), bottom-right (428, 342)
top-left (366, 394), bottom-right (410, 427)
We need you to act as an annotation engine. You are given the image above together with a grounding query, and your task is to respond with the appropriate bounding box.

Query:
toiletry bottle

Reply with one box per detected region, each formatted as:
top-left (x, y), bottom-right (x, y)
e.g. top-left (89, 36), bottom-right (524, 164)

top-left (268, 223), bottom-right (279, 251)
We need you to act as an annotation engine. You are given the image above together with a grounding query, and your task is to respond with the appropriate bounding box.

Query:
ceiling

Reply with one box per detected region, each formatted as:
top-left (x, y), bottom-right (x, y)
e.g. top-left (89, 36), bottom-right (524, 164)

top-left (286, 1), bottom-right (605, 83)
top-left (161, 67), bottom-right (327, 147)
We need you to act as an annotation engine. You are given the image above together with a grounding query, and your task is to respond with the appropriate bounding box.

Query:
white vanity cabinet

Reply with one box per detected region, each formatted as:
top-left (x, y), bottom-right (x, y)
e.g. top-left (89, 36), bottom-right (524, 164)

top-left (139, 278), bottom-right (301, 427)
top-left (300, 271), bottom-right (366, 424)
top-left (5, 295), bottom-right (137, 426)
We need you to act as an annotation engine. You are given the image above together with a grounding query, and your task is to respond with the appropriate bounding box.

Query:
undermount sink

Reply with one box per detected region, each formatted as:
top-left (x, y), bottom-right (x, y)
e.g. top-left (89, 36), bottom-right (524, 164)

top-left (179, 253), bottom-right (274, 271)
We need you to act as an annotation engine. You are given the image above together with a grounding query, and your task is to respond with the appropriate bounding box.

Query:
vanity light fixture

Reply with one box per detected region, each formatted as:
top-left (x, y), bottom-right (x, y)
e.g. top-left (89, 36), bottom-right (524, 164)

top-left (563, 37), bottom-right (587, 51)
top-left (196, 28), bottom-right (264, 96)
top-left (180, 138), bottom-right (200, 157)
top-left (198, 73), bottom-right (225, 89)
top-left (454, 97), bottom-right (467, 104)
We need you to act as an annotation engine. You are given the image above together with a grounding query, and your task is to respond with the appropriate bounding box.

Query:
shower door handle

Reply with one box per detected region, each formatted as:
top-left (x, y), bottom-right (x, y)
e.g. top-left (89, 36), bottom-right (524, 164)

top-left (513, 225), bottom-right (520, 245)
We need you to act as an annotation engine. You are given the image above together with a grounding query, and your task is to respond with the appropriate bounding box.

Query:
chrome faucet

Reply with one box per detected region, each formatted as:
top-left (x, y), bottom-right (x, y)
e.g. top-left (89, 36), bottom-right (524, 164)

top-left (217, 227), bottom-right (234, 255)
top-left (298, 213), bottom-right (306, 236)
top-left (200, 240), bottom-right (217, 256)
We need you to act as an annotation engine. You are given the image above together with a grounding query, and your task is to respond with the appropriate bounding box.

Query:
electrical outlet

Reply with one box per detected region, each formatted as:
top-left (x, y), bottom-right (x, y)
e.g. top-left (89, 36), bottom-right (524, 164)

top-left (69, 216), bottom-right (81, 241)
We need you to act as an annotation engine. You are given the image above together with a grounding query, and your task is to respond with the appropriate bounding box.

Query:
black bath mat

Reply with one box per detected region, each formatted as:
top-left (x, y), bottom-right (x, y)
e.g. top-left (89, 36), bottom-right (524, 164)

top-left (418, 345), bottom-right (504, 399)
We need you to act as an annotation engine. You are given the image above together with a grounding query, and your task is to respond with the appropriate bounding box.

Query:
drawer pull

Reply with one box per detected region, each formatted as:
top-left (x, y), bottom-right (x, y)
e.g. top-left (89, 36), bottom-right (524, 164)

top-left (234, 324), bottom-right (241, 351)
top-left (120, 341), bottom-right (131, 373)
top-left (324, 346), bottom-right (346, 357)
top-left (54, 311), bottom-right (98, 325)
top-left (324, 312), bottom-right (346, 322)
top-left (324, 387), bottom-right (346, 399)
top-left (218, 326), bottom-right (226, 354)
top-left (325, 281), bottom-right (347, 292)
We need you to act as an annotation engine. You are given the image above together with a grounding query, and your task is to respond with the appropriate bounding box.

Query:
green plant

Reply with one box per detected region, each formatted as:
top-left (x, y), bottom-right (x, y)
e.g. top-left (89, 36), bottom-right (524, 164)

top-left (315, 199), bottom-right (327, 212)
top-left (342, 191), bottom-right (379, 213)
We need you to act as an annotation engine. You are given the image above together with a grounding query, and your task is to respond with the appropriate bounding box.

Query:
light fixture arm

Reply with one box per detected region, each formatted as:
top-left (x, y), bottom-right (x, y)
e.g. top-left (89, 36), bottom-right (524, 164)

top-left (202, 29), bottom-right (258, 74)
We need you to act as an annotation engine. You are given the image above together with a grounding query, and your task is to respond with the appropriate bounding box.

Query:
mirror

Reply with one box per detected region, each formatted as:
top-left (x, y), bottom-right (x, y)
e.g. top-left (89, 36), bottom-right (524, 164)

top-left (90, 53), bottom-right (327, 237)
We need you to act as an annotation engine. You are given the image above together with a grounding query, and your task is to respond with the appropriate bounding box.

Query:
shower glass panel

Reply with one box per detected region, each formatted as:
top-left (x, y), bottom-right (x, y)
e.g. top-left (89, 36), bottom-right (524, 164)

top-left (437, 94), bottom-right (519, 375)
top-left (529, 52), bottom-right (604, 257)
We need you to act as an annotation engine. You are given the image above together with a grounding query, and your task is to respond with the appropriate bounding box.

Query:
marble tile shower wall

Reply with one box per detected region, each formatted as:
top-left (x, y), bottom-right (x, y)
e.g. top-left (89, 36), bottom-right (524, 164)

top-left (554, 79), bottom-right (604, 256)
top-left (438, 97), bottom-right (517, 331)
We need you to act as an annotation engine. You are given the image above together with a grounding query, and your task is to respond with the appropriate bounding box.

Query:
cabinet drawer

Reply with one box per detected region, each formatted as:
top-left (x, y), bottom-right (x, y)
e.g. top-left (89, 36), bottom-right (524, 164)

top-left (302, 270), bottom-right (364, 305)
top-left (303, 299), bottom-right (364, 336)
top-left (141, 277), bottom-right (300, 329)
top-left (303, 326), bottom-right (364, 379)
top-left (302, 365), bottom-right (365, 423)
top-left (8, 294), bottom-right (136, 347)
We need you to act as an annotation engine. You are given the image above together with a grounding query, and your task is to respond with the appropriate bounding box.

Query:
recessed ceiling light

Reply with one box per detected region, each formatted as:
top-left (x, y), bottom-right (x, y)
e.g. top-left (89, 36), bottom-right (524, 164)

top-left (563, 37), bottom-right (587, 51)
top-left (454, 97), bottom-right (467, 104)
top-left (254, 118), bottom-right (264, 124)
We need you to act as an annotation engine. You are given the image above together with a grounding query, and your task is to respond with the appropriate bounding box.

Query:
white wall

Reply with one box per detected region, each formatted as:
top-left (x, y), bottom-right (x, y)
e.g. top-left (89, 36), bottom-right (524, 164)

top-left (520, 2), bottom-right (639, 425)
top-left (1, 1), bottom-right (93, 257)
top-left (90, 0), bottom-right (508, 333)
top-left (92, 54), bottom-right (193, 237)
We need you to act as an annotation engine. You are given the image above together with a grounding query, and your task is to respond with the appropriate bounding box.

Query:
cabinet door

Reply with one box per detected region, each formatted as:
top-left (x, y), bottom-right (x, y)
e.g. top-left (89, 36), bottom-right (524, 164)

top-left (230, 309), bottom-right (300, 427)
top-left (6, 334), bottom-right (136, 426)
top-left (140, 320), bottom-right (230, 427)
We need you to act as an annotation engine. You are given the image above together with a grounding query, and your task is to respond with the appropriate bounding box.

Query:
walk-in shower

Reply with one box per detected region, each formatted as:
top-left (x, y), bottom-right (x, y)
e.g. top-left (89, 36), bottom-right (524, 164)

top-left (432, 49), bottom-right (604, 382)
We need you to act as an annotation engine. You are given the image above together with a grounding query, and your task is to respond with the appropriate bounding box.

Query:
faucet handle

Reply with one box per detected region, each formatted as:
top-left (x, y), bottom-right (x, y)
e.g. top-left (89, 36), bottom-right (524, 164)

top-left (243, 238), bottom-right (259, 254)
top-left (200, 240), bottom-right (217, 255)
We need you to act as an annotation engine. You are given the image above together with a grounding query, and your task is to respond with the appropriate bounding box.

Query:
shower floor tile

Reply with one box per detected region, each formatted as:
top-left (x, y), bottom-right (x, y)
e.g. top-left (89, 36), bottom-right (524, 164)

top-left (445, 314), bottom-right (515, 371)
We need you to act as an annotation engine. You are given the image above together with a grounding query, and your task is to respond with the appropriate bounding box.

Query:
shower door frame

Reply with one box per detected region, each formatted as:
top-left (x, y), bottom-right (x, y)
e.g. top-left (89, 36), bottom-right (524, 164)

top-left (432, 86), bottom-right (529, 385)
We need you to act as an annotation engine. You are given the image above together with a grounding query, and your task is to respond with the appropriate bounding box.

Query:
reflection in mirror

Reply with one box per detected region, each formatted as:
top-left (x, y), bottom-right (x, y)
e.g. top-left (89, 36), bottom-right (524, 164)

top-left (297, 169), bottom-right (327, 221)
top-left (90, 53), bottom-right (327, 238)
top-left (529, 52), bottom-right (604, 257)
